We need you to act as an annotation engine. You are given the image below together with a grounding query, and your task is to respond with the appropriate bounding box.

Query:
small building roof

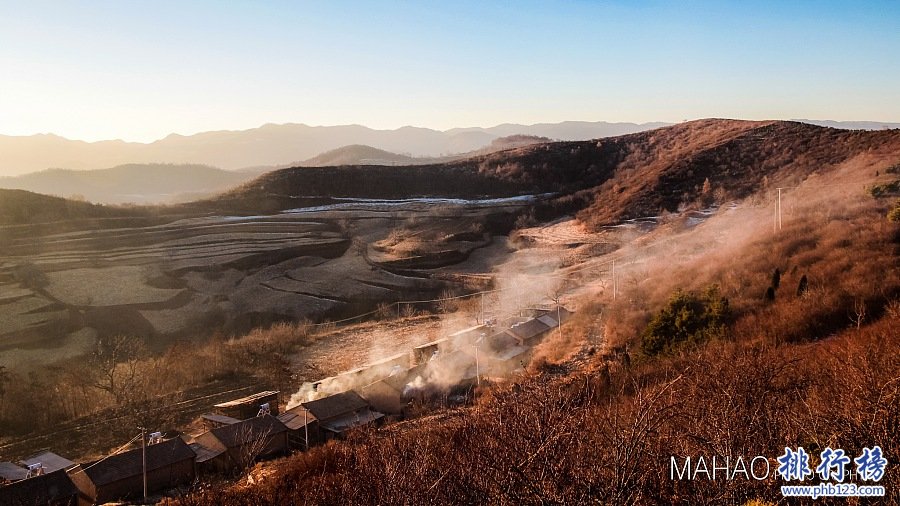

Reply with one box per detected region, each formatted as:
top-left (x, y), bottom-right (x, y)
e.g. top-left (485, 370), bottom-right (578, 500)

top-left (536, 307), bottom-right (572, 323)
top-left (78, 437), bottom-right (195, 486)
top-left (188, 441), bottom-right (225, 463)
top-left (277, 406), bottom-right (317, 431)
top-left (0, 469), bottom-right (79, 505)
top-left (214, 390), bottom-right (279, 409)
top-left (495, 345), bottom-right (530, 361)
top-left (448, 324), bottom-right (487, 338)
top-left (206, 415), bottom-right (288, 449)
top-left (319, 408), bottom-right (385, 434)
top-left (506, 318), bottom-right (552, 341)
top-left (359, 379), bottom-right (402, 401)
top-left (20, 450), bottom-right (78, 473)
top-left (364, 352), bottom-right (409, 369)
top-left (0, 461), bottom-right (27, 482)
top-left (537, 314), bottom-right (559, 327)
top-left (487, 330), bottom-right (520, 352)
top-left (413, 337), bottom-right (448, 350)
top-left (302, 391), bottom-right (370, 421)
top-left (201, 413), bottom-right (242, 426)
top-left (359, 379), bottom-right (406, 414)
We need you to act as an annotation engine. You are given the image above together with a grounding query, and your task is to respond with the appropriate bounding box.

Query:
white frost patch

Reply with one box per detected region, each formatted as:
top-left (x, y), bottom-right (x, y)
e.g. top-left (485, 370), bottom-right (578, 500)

top-left (284, 194), bottom-right (554, 213)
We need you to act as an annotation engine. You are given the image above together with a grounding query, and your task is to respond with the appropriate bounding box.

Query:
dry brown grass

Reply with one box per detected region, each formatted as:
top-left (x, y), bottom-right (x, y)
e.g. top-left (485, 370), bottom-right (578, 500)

top-left (168, 147), bottom-right (900, 505)
top-left (167, 317), bottom-right (898, 505)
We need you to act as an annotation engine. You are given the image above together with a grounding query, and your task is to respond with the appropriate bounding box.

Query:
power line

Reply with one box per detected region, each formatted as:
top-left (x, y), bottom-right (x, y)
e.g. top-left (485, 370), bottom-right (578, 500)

top-left (69, 433), bottom-right (142, 476)
top-left (0, 385), bottom-right (259, 453)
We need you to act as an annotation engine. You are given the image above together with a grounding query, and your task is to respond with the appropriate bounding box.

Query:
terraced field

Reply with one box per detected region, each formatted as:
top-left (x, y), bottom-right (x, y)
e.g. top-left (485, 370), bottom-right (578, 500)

top-left (0, 197), bottom-right (530, 371)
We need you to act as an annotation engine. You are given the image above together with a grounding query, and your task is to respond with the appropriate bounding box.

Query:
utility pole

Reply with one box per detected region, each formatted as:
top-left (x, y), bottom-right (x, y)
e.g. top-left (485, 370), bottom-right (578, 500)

top-left (474, 335), bottom-right (483, 387)
top-left (303, 409), bottom-right (309, 451)
top-left (612, 260), bottom-right (617, 300)
top-left (557, 299), bottom-right (562, 341)
top-left (774, 188), bottom-right (783, 233)
top-left (140, 427), bottom-right (147, 500)
top-left (480, 292), bottom-right (484, 325)
top-left (778, 188), bottom-right (781, 230)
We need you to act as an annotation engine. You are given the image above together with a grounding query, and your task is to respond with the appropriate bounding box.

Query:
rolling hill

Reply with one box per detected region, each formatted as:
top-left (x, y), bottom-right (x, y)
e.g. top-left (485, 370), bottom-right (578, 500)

top-left (0, 163), bottom-right (255, 204)
top-left (209, 119), bottom-right (900, 227)
top-left (0, 189), bottom-right (146, 226)
top-left (296, 136), bottom-right (554, 167)
top-left (297, 145), bottom-right (426, 167)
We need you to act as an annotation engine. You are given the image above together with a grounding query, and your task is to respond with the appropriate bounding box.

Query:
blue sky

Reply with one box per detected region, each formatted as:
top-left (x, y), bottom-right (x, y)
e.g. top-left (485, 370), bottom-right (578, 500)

top-left (1, 0), bottom-right (898, 142)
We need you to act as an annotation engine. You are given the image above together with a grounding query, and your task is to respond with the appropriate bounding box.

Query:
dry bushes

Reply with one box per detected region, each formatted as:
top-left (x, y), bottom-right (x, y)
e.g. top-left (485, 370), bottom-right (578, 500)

top-left (0, 320), bottom-right (318, 436)
top-left (170, 317), bottom-right (898, 505)
top-left (168, 178), bottom-right (900, 505)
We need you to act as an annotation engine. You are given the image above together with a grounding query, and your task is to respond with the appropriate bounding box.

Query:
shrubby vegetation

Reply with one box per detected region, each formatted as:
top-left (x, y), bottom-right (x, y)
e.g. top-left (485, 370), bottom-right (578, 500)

top-left (869, 179), bottom-right (900, 198)
top-left (169, 173), bottom-right (900, 504)
top-left (168, 315), bottom-right (899, 506)
top-left (640, 286), bottom-right (729, 356)
top-left (889, 200), bottom-right (900, 222)
top-left (0, 321), bottom-right (317, 441)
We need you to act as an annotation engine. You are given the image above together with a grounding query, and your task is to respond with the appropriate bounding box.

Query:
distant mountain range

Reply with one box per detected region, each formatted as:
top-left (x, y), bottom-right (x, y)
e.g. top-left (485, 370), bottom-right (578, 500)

top-left (0, 121), bottom-right (670, 176)
top-left (0, 136), bottom-right (559, 204)
top-left (2, 119), bottom-right (896, 203)
top-left (5, 119), bottom-right (900, 228)
top-left (290, 135), bottom-right (555, 168)
top-left (794, 119), bottom-right (900, 130)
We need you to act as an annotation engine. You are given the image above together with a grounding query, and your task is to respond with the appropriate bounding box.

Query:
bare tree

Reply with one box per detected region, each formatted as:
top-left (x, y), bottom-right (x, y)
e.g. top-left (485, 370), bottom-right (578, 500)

top-left (851, 299), bottom-right (867, 330)
top-left (234, 423), bottom-right (274, 474)
top-left (437, 288), bottom-right (458, 314)
top-left (90, 335), bottom-right (148, 405)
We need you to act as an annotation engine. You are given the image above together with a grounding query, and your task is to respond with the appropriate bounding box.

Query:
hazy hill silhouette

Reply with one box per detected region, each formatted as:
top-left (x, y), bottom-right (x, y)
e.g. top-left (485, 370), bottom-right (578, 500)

top-left (0, 163), bottom-right (253, 204)
top-left (295, 135), bottom-right (554, 167)
top-left (0, 189), bottom-right (145, 226)
top-left (298, 145), bottom-right (426, 167)
top-left (795, 119), bottom-right (900, 130)
top-left (0, 121), bottom-right (668, 176)
top-left (0, 137), bottom-right (555, 204)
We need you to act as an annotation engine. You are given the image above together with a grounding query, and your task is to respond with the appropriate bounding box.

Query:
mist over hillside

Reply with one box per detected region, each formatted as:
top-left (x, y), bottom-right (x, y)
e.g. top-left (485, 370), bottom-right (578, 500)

top-left (0, 121), bottom-right (667, 176)
top-left (2, 117), bottom-right (899, 505)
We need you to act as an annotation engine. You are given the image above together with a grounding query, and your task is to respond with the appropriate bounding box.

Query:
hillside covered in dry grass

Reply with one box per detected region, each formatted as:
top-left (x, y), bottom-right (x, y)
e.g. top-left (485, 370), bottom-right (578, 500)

top-left (168, 122), bottom-right (900, 505)
top-left (2, 119), bottom-right (898, 505)
top-left (209, 119), bottom-right (900, 224)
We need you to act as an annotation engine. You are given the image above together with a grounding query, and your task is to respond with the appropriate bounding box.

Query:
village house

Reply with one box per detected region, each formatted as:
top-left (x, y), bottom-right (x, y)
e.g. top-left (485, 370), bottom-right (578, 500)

top-left (505, 317), bottom-right (552, 346)
top-left (0, 468), bottom-right (79, 506)
top-left (200, 413), bottom-right (242, 430)
top-left (447, 324), bottom-right (490, 348)
top-left (277, 404), bottom-right (322, 450)
top-left (190, 414), bottom-right (290, 474)
top-left (302, 391), bottom-right (384, 439)
top-left (213, 390), bottom-right (280, 420)
top-left (69, 437), bottom-right (196, 505)
top-left (359, 374), bottom-right (408, 414)
top-left (20, 450), bottom-right (80, 474)
top-left (412, 337), bottom-right (448, 366)
top-left (0, 461), bottom-right (28, 483)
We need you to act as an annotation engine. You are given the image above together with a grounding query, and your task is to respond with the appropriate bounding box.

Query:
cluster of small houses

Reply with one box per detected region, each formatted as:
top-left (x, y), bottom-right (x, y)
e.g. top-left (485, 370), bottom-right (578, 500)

top-left (0, 307), bottom-right (570, 505)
